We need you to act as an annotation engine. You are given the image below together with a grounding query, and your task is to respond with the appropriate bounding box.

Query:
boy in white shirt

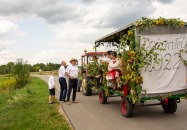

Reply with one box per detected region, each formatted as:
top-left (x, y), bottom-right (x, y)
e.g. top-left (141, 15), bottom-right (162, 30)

top-left (48, 71), bottom-right (55, 104)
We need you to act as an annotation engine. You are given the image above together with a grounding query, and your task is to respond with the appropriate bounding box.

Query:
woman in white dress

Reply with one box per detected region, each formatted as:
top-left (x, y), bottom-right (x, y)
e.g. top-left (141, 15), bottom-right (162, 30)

top-left (106, 51), bottom-right (122, 90)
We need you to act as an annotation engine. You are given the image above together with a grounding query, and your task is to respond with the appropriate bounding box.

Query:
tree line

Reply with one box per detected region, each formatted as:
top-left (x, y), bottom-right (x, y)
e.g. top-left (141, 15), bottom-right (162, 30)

top-left (0, 60), bottom-right (61, 74)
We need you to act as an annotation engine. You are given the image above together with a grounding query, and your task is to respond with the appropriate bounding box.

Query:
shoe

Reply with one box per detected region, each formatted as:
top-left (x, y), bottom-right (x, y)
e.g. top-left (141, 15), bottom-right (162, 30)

top-left (66, 101), bottom-right (71, 105)
top-left (62, 100), bottom-right (67, 102)
top-left (72, 101), bottom-right (79, 103)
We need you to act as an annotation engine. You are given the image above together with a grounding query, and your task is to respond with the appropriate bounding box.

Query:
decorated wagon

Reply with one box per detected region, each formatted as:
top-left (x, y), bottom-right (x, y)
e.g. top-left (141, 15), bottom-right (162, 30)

top-left (94, 17), bottom-right (187, 117)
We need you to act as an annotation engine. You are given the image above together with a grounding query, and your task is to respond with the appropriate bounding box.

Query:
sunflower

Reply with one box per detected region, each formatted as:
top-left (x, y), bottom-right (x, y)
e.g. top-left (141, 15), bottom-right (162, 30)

top-left (179, 22), bottom-right (185, 27)
top-left (135, 76), bottom-right (143, 84)
top-left (130, 51), bottom-right (135, 57)
top-left (128, 30), bottom-right (133, 36)
top-left (155, 18), bottom-right (163, 25)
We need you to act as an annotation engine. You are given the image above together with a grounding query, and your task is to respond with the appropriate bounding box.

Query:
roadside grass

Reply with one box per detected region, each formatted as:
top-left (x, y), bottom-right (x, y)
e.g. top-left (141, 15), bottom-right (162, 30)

top-left (0, 77), bottom-right (71, 130)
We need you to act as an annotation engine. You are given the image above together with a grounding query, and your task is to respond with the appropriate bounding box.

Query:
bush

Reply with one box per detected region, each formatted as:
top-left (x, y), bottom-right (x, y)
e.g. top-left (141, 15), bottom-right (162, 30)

top-left (13, 58), bottom-right (30, 88)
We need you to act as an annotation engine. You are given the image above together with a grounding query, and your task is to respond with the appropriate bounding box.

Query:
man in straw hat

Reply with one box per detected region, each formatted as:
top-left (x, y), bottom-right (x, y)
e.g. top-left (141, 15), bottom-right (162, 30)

top-left (65, 58), bottom-right (79, 105)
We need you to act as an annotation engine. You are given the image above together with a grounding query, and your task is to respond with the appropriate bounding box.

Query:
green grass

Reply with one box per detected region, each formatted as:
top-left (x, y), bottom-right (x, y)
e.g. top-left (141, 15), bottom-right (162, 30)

top-left (0, 77), bottom-right (71, 130)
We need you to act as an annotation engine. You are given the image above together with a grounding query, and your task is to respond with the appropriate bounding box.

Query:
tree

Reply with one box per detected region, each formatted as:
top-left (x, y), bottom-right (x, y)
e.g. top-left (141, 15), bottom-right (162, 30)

top-left (6, 62), bottom-right (14, 74)
top-left (28, 64), bottom-right (36, 72)
top-left (43, 65), bottom-right (50, 71)
top-left (0, 65), bottom-right (8, 74)
top-left (13, 58), bottom-right (30, 88)
top-left (35, 66), bottom-right (41, 72)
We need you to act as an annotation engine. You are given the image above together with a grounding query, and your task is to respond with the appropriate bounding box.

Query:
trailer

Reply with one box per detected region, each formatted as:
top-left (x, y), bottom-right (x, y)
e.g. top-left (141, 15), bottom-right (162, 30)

top-left (95, 17), bottom-right (187, 117)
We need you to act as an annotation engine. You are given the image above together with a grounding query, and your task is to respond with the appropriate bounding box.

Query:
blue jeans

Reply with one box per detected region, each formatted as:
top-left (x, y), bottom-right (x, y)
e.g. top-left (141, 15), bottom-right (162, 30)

top-left (59, 77), bottom-right (67, 101)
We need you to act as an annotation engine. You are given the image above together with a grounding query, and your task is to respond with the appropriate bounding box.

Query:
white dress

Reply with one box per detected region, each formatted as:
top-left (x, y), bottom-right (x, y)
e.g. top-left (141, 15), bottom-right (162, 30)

top-left (106, 58), bottom-right (121, 80)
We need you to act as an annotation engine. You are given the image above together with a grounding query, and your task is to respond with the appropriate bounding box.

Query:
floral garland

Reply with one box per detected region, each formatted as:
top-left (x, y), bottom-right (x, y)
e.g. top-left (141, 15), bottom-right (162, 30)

top-left (118, 17), bottom-right (186, 104)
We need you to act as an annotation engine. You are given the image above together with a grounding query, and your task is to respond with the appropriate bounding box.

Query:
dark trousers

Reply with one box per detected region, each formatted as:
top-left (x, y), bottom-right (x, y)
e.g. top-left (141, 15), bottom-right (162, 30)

top-left (59, 77), bottom-right (67, 101)
top-left (67, 79), bottom-right (78, 101)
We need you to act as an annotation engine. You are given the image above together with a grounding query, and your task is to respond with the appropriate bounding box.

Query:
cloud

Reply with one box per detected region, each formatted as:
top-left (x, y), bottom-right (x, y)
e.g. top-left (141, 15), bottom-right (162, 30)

top-left (0, 20), bottom-right (18, 35)
top-left (0, 0), bottom-right (186, 66)
top-left (157, 0), bottom-right (175, 4)
top-left (0, 40), bottom-right (16, 45)
top-left (82, 0), bottom-right (96, 3)
top-left (0, 0), bottom-right (86, 24)
top-left (0, 48), bottom-right (6, 52)
top-left (36, 2), bottom-right (85, 24)
top-left (0, 20), bottom-right (25, 46)
top-left (152, 0), bottom-right (187, 19)
top-left (0, 49), bottom-right (16, 64)
top-left (91, 0), bottom-right (155, 28)
top-left (0, 0), bottom-right (37, 16)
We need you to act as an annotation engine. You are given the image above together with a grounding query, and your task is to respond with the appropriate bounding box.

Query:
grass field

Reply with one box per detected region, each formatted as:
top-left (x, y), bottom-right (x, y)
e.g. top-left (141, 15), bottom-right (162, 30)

top-left (0, 77), bottom-right (71, 130)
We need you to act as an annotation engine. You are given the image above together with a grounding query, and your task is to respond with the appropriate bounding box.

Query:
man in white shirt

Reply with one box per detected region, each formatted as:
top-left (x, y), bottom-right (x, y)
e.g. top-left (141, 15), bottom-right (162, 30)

top-left (48, 71), bottom-right (55, 104)
top-left (58, 61), bottom-right (67, 102)
top-left (65, 58), bottom-right (79, 105)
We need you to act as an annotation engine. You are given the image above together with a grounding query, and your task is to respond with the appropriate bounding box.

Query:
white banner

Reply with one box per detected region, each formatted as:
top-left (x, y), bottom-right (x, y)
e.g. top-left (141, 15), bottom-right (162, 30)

top-left (140, 34), bottom-right (187, 94)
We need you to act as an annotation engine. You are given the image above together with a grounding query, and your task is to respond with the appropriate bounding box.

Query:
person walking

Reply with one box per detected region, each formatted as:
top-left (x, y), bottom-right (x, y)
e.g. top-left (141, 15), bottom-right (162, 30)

top-left (65, 58), bottom-right (79, 105)
top-left (59, 61), bottom-right (67, 102)
top-left (48, 71), bottom-right (55, 104)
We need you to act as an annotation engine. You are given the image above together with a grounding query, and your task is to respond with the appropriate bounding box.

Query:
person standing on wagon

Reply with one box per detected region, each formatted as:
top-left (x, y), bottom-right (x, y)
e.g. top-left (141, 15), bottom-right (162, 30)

top-left (106, 51), bottom-right (121, 90)
top-left (65, 58), bottom-right (79, 105)
top-left (58, 61), bottom-right (67, 102)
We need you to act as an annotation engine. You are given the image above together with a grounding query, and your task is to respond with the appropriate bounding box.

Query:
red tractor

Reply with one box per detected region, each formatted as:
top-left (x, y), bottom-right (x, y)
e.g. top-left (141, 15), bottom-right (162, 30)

top-left (78, 51), bottom-right (107, 96)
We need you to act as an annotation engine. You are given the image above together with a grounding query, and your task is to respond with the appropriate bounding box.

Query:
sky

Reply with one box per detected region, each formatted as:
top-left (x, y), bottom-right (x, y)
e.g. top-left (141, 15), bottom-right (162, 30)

top-left (0, 0), bottom-right (187, 65)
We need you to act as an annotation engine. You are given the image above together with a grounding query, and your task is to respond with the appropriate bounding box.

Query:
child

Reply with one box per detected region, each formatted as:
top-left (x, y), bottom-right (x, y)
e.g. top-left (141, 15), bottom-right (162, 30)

top-left (48, 71), bottom-right (55, 104)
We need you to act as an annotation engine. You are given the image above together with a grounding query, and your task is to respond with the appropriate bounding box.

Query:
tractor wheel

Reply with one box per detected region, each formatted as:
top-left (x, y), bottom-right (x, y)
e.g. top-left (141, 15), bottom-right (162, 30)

top-left (99, 90), bottom-right (107, 104)
top-left (82, 78), bottom-right (92, 96)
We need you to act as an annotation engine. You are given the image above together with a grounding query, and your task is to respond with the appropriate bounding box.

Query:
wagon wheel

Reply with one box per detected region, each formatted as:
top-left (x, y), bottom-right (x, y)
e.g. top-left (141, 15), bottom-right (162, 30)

top-left (99, 90), bottom-right (107, 104)
top-left (120, 98), bottom-right (133, 117)
top-left (162, 98), bottom-right (177, 113)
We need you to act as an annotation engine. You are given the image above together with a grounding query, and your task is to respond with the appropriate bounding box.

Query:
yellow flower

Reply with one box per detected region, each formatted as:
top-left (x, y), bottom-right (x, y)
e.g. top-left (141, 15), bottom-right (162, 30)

top-left (159, 18), bottom-right (163, 25)
top-left (155, 20), bottom-right (159, 25)
top-left (128, 30), bottom-right (133, 36)
top-left (135, 76), bottom-right (143, 84)
top-left (155, 18), bottom-right (164, 25)
top-left (179, 22), bottom-right (185, 27)
top-left (126, 65), bottom-right (130, 70)
top-left (130, 51), bottom-right (135, 57)
top-left (125, 75), bottom-right (132, 81)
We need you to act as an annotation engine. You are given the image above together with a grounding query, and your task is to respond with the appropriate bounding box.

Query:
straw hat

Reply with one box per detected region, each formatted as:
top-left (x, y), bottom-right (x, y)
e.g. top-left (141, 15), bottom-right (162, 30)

top-left (70, 58), bottom-right (77, 63)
